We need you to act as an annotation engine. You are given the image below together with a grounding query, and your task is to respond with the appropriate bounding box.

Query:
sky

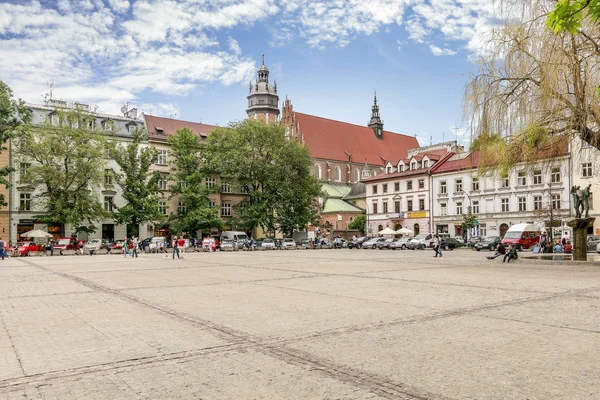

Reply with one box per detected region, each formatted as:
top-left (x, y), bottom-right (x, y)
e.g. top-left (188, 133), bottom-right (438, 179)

top-left (0, 0), bottom-right (505, 147)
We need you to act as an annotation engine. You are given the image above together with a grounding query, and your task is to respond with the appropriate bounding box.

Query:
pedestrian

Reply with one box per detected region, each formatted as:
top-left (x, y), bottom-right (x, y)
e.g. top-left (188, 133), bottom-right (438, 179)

top-left (486, 243), bottom-right (506, 260)
top-left (172, 236), bottom-right (180, 259)
top-left (503, 244), bottom-right (518, 263)
top-left (48, 240), bottom-right (54, 257)
top-left (433, 234), bottom-right (442, 257)
top-left (554, 240), bottom-right (563, 253)
top-left (123, 238), bottom-right (130, 257)
top-left (0, 237), bottom-right (5, 260)
top-left (539, 232), bottom-right (547, 248)
top-left (132, 236), bottom-right (139, 258)
top-left (177, 236), bottom-right (185, 258)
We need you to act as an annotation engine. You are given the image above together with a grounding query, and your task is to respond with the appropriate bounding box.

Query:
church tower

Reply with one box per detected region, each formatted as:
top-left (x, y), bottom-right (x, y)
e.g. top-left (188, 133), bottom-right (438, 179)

top-left (368, 92), bottom-right (384, 139)
top-left (246, 54), bottom-right (280, 123)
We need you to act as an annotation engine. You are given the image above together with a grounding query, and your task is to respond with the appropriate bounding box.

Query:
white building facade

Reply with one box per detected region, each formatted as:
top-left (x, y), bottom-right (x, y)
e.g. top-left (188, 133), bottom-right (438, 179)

top-left (431, 150), bottom-right (572, 240)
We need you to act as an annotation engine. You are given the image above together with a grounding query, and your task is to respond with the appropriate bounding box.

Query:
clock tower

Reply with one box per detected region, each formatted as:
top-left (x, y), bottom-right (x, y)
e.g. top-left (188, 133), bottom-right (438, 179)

top-left (368, 92), bottom-right (384, 139)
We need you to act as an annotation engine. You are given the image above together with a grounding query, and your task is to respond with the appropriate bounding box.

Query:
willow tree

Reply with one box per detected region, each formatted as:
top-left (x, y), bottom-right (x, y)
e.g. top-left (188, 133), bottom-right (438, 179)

top-left (465, 1), bottom-right (600, 172)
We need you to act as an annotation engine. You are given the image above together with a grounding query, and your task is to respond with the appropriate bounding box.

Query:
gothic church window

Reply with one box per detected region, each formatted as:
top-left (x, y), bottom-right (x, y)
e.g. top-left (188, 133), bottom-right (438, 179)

top-left (334, 166), bottom-right (341, 182)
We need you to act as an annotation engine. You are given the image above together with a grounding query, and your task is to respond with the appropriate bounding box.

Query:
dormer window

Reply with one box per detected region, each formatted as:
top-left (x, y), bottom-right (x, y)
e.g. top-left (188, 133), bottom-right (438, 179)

top-left (386, 166), bottom-right (392, 173)
top-left (423, 160), bottom-right (429, 168)
top-left (411, 162), bottom-right (417, 170)
top-left (398, 164), bottom-right (404, 172)
top-left (128, 124), bottom-right (136, 133)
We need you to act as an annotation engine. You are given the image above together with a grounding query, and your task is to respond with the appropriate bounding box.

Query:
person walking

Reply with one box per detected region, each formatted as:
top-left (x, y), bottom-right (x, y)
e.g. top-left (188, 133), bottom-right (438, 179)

top-left (0, 238), bottom-right (5, 260)
top-left (433, 234), bottom-right (442, 257)
top-left (172, 236), bottom-right (180, 259)
top-left (132, 236), bottom-right (139, 258)
top-left (123, 238), bottom-right (130, 258)
top-left (48, 240), bottom-right (54, 257)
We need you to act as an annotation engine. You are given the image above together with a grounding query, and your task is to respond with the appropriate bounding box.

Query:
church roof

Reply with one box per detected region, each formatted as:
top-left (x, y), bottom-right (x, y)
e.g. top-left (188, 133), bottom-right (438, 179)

top-left (293, 112), bottom-right (419, 166)
top-left (144, 115), bottom-right (215, 140)
top-left (322, 198), bottom-right (364, 214)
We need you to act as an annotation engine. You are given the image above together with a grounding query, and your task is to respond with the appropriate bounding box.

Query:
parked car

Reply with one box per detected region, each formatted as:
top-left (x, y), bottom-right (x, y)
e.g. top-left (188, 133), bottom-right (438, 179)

top-left (390, 237), bottom-right (412, 250)
top-left (53, 237), bottom-right (81, 254)
top-left (83, 239), bottom-right (108, 253)
top-left (282, 238), bottom-right (296, 249)
top-left (409, 233), bottom-right (434, 250)
top-left (347, 236), bottom-right (372, 249)
top-left (440, 237), bottom-right (462, 250)
top-left (596, 242), bottom-right (600, 253)
top-left (16, 241), bottom-right (40, 256)
top-left (296, 238), bottom-right (311, 249)
top-left (586, 236), bottom-right (600, 252)
top-left (333, 238), bottom-right (346, 248)
top-left (466, 236), bottom-right (483, 247)
top-left (362, 237), bottom-right (387, 249)
top-left (377, 238), bottom-right (398, 250)
top-left (219, 239), bottom-right (237, 251)
top-left (474, 236), bottom-right (502, 251)
top-left (202, 237), bottom-right (218, 251)
top-left (261, 238), bottom-right (276, 249)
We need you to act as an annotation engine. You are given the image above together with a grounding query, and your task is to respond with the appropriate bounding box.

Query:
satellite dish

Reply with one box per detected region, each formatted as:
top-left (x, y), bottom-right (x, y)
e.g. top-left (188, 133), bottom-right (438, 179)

top-left (120, 105), bottom-right (128, 115)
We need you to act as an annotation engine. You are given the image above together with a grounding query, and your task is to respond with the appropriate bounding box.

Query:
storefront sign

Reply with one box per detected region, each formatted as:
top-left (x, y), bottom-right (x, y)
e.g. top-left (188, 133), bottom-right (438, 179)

top-left (406, 211), bottom-right (427, 219)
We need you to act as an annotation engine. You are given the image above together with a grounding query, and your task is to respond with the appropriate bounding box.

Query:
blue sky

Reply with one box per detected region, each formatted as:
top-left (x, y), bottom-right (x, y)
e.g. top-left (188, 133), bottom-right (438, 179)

top-left (0, 0), bottom-right (500, 146)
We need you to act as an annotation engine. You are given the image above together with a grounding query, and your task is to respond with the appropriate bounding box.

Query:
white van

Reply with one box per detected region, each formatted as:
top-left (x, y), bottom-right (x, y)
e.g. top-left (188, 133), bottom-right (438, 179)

top-left (220, 231), bottom-right (248, 247)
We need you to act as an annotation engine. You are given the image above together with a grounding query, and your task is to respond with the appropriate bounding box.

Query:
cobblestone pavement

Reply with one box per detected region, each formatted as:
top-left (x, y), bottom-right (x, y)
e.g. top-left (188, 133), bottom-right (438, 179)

top-left (0, 249), bottom-right (599, 399)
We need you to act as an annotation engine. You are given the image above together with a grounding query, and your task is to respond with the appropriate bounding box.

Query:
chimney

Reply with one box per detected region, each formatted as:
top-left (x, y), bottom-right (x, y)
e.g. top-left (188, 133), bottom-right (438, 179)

top-left (126, 108), bottom-right (138, 119)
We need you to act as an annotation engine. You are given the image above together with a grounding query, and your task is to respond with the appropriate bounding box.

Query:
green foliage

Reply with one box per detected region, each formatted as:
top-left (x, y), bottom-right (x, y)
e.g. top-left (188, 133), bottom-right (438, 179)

top-left (167, 128), bottom-right (222, 236)
top-left (547, 0), bottom-right (600, 34)
top-left (461, 206), bottom-right (477, 231)
top-left (347, 214), bottom-right (366, 232)
top-left (14, 107), bottom-right (107, 231)
top-left (0, 81), bottom-right (31, 206)
top-left (107, 129), bottom-right (163, 236)
top-left (204, 119), bottom-right (321, 236)
top-left (469, 132), bottom-right (502, 151)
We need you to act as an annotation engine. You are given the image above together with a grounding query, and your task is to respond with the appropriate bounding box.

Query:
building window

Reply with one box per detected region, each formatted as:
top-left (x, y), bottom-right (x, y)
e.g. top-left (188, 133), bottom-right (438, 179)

top-left (552, 194), bottom-right (561, 209)
top-left (471, 177), bottom-right (479, 191)
top-left (382, 184), bottom-right (388, 193)
top-left (128, 124), bottom-right (136, 133)
top-left (517, 171), bottom-right (526, 186)
top-left (20, 162), bottom-right (31, 176)
top-left (209, 201), bottom-right (216, 208)
top-left (383, 201), bottom-right (388, 213)
top-left (206, 177), bottom-right (216, 188)
top-left (518, 197), bottom-right (526, 211)
top-left (440, 203), bottom-right (447, 216)
top-left (19, 193), bottom-right (31, 211)
top-left (386, 166), bottom-right (393, 173)
top-left (423, 160), bottom-right (429, 168)
top-left (472, 200), bottom-right (479, 214)
top-left (533, 169), bottom-right (542, 185)
top-left (398, 164), bottom-right (404, 172)
top-left (394, 182), bottom-right (400, 192)
top-left (582, 162), bottom-right (592, 177)
top-left (221, 182), bottom-right (231, 193)
top-left (221, 202), bottom-right (232, 217)
top-left (501, 173), bottom-right (509, 188)
top-left (88, 120), bottom-right (95, 130)
top-left (551, 167), bottom-right (561, 183)
top-left (156, 150), bottom-right (168, 165)
top-left (407, 180), bottom-right (413, 190)
top-left (372, 184), bottom-right (378, 195)
top-left (411, 162), bottom-right (416, 170)
top-left (456, 202), bottom-right (463, 215)
top-left (158, 175), bottom-right (168, 190)
top-left (407, 200), bottom-right (413, 211)
top-left (178, 202), bottom-right (187, 214)
top-left (479, 223), bottom-right (487, 237)
top-left (158, 201), bottom-right (168, 215)
top-left (418, 179), bottom-right (424, 189)
top-left (372, 202), bottom-right (378, 214)
top-left (394, 201), bottom-right (400, 213)
top-left (104, 169), bottom-right (113, 186)
top-left (440, 181), bottom-right (447, 194)
top-left (533, 195), bottom-right (542, 210)
top-left (354, 169), bottom-right (359, 182)
top-left (334, 166), bottom-right (342, 182)
top-left (501, 198), bottom-right (509, 212)
top-left (455, 179), bottom-right (463, 192)
top-left (314, 164), bottom-right (322, 179)
top-left (104, 196), bottom-right (114, 212)
top-left (51, 114), bottom-right (59, 126)
top-left (419, 199), bottom-right (425, 210)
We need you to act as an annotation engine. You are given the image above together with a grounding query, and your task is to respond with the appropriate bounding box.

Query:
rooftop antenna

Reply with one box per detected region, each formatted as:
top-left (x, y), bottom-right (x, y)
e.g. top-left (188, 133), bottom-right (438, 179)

top-left (442, 132), bottom-right (445, 142)
top-left (453, 127), bottom-right (461, 143)
top-left (430, 136), bottom-right (432, 145)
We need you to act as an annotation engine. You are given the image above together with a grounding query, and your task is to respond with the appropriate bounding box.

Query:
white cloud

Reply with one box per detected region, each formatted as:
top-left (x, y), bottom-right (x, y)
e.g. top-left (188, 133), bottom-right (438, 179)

top-left (228, 37), bottom-right (242, 55)
top-left (429, 44), bottom-right (457, 56)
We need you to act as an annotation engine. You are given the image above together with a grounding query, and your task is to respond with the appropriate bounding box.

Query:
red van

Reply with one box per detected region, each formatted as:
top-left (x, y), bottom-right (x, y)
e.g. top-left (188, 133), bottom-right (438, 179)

top-left (500, 223), bottom-right (541, 250)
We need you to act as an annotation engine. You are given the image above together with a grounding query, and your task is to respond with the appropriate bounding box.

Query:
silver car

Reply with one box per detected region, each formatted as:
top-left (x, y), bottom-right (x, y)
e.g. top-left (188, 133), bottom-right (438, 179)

top-left (390, 237), bottom-right (412, 250)
top-left (282, 238), bottom-right (296, 249)
top-left (220, 239), bottom-right (237, 251)
top-left (261, 238), bottom-right (276, 249)
top-left (83, 239), bottom-right (108, 253)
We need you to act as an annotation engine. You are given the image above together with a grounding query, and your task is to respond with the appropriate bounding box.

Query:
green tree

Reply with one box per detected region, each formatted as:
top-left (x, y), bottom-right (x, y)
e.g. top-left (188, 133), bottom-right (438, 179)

top-left (548, 0), bottom-right (600, 34)
top-left (14, 106), bottom-right (107, 232)
top-left (0, 81), bottom-right (31, 205)
top-left (204, 119), bottom-right (321, 235)
top-left (461, 206), bottom-right (477, 240)
top-left (348, 214), bottom-right (366, 232)
top-left (167, 128), bottom-right (222, 236)
top-left (107, 129), bottom-right (163, 237)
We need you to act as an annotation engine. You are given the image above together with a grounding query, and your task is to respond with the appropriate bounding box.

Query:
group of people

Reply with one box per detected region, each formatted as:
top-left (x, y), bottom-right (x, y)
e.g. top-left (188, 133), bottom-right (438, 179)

top-left (538, 232), bottom-right (573, 254)
top-left (122, 236), bottom-right (140, 258)
top-left (486, 243), bottom-right (519, 263)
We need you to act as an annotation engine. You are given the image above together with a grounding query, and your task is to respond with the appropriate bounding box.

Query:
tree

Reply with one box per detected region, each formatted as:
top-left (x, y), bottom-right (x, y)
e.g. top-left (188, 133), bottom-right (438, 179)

top-left (204, 119), bottom-right (321, 236)
top-left (464, 1), bottom-right (600, 173)
top-left (348, 214), bottom-right (366, 232)
top-left (167, 128), bottom-right (222, 236)
top-left (14, 106), bottom-right (107, 232)
top-left (461, 206), bottom-right (477, 240)
top-left (0, 81), bottom-right (31, 205)
top-left (107, 129), bottom-right (163, 237)
top-left (548, 0), bottom-right (600, 34)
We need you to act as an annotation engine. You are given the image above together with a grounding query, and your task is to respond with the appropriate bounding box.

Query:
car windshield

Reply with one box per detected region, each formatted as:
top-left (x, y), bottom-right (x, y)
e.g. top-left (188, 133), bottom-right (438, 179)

top-left (264, 239), bottom-right (274, 243)
top-left (284, 238), bottom-right (294, 242)
top-left (235, 234), bottom-right (248, 241)
top-left (413, 234), bottom-right (428, 240)
top-left (88, 240), bottom-right (101, 244)
top-left (222, 240), bottom-right (233, 244)
top-left (56, 239), bottom-right (71, 245)
top-left (504, 232), bottom-right (521, 239)
top-left (483, 237), bottom-right (496, 243)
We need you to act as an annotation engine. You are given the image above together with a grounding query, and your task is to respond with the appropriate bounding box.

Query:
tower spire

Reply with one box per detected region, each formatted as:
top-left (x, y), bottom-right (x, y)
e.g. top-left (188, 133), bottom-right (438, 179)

top-left (368, 91), bottom-right (384, 139)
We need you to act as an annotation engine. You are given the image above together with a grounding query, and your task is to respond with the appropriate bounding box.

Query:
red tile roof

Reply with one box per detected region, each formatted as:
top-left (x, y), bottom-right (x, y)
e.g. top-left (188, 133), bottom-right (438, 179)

top-left (144, 114), bottom-right (216, 140)
top-left (430, 151), bottom-right (478, 174)
top-left (364, 151), bottom-right (455, 182)
top-left (293, 113), bottom-right (419, 166)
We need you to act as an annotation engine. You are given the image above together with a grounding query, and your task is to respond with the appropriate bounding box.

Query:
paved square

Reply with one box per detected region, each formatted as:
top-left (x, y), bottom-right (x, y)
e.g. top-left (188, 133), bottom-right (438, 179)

top-left (0, 249), bottom-right (599, 399)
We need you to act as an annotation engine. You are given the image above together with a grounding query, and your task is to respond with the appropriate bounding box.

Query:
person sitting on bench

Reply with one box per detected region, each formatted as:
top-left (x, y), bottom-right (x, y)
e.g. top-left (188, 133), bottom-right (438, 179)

top-left (487, 243), bottom-right (506, 260)
top-left (503, 244), bottom-right (518, 263)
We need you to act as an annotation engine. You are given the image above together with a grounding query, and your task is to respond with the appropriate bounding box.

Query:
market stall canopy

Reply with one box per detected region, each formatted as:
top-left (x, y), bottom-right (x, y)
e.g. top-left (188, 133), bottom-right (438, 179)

top-left (21, 229), bottom-right (53, 238)
top-left (395, 228), bottom-right (414, 236)
top-left (378, 227), bottom-right (397, 235)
